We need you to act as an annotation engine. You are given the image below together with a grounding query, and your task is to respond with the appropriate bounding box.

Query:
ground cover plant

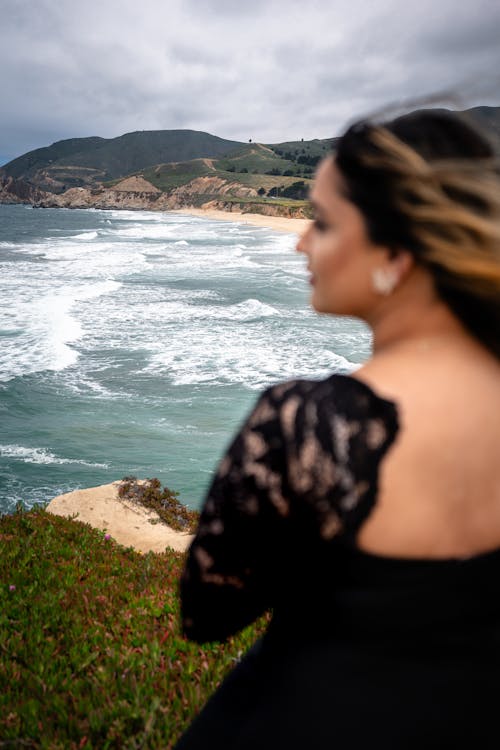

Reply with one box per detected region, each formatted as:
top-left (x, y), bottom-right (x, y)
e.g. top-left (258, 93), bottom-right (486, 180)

top-left (0, 502), bottom-right (271, 749)
top-left (117, 477), bottom-right (200, 532)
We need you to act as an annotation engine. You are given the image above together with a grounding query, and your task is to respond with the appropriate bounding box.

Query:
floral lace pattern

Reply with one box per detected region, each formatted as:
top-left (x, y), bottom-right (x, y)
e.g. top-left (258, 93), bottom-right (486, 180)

top-left (179, 374), bottom-right (400, 643)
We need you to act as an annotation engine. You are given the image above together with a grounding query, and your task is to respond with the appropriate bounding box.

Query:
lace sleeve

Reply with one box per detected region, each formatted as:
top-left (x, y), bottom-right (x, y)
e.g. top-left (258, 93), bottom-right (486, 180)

top-left (179, 375), bottom-right (399, 644)
top-left (179, 385), bottom-right (289, 643)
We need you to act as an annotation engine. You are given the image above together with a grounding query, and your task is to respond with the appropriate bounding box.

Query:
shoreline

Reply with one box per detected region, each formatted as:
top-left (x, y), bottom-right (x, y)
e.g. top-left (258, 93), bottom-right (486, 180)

top-left (170, 207), bottom-right (310, 234)
top-left (1, 200), bottom-right (311, 235)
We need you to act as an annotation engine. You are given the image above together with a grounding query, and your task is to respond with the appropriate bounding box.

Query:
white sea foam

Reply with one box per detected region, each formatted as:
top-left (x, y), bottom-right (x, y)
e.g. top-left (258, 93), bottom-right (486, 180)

top-left (0, 444), bottom-right (108, 468)
top-left (145, 323), bottom-right (360, 390)
top-left (225, 299), bottom-right (279, 320)
top-left (74, 230), bottom-right (98, 240)
top-left (0, 203), bottom-right (371, 511)
top-left (108, 224), bottom-right (180, 240)
top-left (0, 279), bottom-right (122, 381)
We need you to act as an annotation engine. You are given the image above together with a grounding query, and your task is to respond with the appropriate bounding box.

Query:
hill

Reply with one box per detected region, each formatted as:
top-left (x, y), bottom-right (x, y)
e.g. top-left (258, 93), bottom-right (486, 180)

top-left (464, 105), bottom-right (500, 149)
top-left (1, 106), bottom-right (499, 219)
top-left (2, 130), bottom-right (245, 193)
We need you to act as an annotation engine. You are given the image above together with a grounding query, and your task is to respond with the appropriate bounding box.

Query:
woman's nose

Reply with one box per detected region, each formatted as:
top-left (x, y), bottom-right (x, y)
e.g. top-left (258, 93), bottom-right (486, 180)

top-left (296, 222), bottom-right (313, 255)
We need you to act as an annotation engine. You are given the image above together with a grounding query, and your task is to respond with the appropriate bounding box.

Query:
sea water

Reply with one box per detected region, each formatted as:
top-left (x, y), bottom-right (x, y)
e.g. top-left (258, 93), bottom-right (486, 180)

top-left (0, 204), bottom-right (372, 514)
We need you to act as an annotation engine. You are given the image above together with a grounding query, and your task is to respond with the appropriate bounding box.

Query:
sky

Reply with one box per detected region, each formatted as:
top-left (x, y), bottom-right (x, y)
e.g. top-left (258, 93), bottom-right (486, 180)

top-left (1, 0), bottom-right (500, 166)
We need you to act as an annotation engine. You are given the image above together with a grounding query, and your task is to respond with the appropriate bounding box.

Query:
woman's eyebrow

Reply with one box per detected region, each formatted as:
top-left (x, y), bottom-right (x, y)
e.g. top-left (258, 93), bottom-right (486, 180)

top-left (309, 199), bottom-right (327, 215)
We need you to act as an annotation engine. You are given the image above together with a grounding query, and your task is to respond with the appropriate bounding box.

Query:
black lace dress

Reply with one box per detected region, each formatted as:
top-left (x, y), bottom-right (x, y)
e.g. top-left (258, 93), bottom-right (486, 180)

top-left (174, 374), bottom-right (500, 749)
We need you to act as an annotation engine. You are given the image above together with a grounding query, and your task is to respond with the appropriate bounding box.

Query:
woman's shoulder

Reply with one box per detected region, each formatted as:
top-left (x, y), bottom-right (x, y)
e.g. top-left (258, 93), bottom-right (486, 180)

top-left (262, 370), bottom-right (399, 424)
top-left (252, 371), bottom-right (400, 466)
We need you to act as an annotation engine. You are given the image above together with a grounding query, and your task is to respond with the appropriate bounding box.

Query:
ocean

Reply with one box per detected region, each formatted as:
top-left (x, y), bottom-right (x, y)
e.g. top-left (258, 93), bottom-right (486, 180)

top-left (0, 204), bottom-right (371, 514)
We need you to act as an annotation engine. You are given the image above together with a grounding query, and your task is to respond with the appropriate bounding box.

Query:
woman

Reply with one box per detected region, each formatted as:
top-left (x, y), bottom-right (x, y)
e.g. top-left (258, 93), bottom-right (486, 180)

top-left (173, 109), bottom-right (500, 749)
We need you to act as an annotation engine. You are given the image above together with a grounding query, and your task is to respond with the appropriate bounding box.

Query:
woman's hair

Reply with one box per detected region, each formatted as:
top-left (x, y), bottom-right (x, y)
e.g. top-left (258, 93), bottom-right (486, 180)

top-left (334, 109), bottom-right (500, 359)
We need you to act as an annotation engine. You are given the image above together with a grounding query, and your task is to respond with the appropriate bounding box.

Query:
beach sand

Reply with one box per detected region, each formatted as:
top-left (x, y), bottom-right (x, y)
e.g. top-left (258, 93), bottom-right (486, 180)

top-left (171, 207), bottom-right (310, 234)
top-left (46, 482), bottom-right (195, 554)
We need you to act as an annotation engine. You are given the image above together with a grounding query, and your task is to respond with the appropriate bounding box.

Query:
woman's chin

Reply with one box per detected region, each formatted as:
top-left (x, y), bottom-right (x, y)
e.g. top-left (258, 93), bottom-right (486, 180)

top-left (310, 292), bottom-right (333, 314)
top-left (310, 294), bottom-right (353, 317)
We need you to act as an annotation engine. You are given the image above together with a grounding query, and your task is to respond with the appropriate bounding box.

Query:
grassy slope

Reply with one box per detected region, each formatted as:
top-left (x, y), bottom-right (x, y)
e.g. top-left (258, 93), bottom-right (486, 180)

top-left (266, 137), bottom-right (334, 160)
top-left (0, 504), bottom-right (270, 749)
top-left (110, 143), bottom-right (316, 215)
top-left (3, 131), bottom-right (244, 181)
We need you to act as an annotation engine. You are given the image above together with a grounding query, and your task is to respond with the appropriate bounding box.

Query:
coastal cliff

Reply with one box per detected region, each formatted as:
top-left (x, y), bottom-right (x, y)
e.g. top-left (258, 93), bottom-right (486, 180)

top-left (31, 175), bottom-right (310, 219)
top-left (0, 127), bottom-right (321, 218)
top-left (0, 172), bottom-right (48, 204)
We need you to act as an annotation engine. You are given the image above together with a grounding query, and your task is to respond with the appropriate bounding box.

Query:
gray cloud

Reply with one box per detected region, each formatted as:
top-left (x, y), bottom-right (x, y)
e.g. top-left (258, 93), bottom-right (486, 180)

top-left (1, 0), bottom-right (499, 165)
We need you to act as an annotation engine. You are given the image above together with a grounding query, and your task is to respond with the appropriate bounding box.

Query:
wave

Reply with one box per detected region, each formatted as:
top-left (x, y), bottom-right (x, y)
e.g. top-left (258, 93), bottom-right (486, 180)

top-left (73, 231), bottom-right (98, 240)
top-left (122, 296), bottom-right (279, 326)
top-left (107, 224), bottom-right (179, 240)
top-left (0, 280), bottom-right (123, 382)
top-left (73, 279), bottom-right (122, 301)
top-left (0, 444), bottom-right (108, 468)
top-left (225, 298), bottom-right (280, 321)
top-left (146, 324), bottom-right (361, 389)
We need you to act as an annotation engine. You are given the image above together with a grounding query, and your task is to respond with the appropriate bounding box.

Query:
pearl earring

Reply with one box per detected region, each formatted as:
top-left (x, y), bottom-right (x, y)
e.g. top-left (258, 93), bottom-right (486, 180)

top-left (371, 267), bottom-right (399, 295)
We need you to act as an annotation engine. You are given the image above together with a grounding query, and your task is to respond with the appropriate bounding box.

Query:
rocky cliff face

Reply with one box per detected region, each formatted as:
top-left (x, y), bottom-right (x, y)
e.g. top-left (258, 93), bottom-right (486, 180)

top-left (0, 173), bottom-right (49, 204)
top-left (3, 173), bottom-right (308, 219)
top-left (201, 199), bottom-right (310, 219)
top-left (34, 175), bottom-right (265, 211)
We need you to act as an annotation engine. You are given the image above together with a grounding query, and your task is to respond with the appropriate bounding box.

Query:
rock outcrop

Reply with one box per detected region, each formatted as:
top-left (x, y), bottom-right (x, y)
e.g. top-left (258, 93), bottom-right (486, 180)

top-left (0, 173), bottom-right (49, 204)
top-left (31, 173), bottom-right (307, 218)
top-left (47, 481), bottom-right (195, 554)
top-left (2, 168), bottom-right (309, 221)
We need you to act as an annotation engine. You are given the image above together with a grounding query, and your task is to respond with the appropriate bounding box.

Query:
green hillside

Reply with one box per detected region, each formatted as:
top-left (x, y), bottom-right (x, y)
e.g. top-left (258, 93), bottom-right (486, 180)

top-left (2, 106), bottom-right (498, 209)
top-left (136, 147), bottom-right (315, 193)
top-left (3, 136), bottom-right (105, 178)
top-left (2, 130), bottom-right (245, 192)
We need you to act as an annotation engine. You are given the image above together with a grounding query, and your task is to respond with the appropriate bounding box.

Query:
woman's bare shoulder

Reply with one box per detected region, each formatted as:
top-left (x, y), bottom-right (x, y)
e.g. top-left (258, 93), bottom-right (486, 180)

top-left (348, 349), bottom-right (500, 559)
top-left (350, 340), bottom-right (500, 409)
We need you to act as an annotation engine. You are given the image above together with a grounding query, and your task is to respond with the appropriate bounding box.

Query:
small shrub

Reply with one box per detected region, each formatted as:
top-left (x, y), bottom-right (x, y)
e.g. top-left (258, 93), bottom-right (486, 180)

top-left (118, 478), bottom-right (200, 533)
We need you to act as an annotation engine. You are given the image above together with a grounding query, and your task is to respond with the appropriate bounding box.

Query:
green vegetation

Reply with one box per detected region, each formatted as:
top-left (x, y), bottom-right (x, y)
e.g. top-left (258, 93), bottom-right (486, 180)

top-left (3, 130), bottom-right (244, 184)
top-left (0, 502), bottom-right (271, 748)
top-left (206, 195), bottom-right (313, 216)
top-left (141, 159), bottom-right (215, 191)
top-left (268, 137), bottom-right (334, 167)
top-left (268, 181), bottom-right (309, 200)
top-left (117, 477), bottom-right (200, 532)
top-left (214, 143), bottom-right (293, 175)
top-left (134, 147), bottom-right (316, 215)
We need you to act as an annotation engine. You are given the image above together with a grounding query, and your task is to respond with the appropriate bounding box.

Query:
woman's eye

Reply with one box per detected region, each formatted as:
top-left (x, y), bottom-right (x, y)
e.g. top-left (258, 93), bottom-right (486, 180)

top-left (313, 218), bottom-right (328, 232)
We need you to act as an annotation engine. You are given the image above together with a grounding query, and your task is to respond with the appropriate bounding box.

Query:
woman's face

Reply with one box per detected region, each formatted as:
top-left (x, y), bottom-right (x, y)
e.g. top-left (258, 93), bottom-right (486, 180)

top-left (296, 155), bottom-right (390, 318)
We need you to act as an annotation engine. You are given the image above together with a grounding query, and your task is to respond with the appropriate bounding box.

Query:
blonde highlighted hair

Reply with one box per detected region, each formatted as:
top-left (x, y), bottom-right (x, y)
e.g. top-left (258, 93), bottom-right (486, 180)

top-left (334, 111), bottom-right (500, 358)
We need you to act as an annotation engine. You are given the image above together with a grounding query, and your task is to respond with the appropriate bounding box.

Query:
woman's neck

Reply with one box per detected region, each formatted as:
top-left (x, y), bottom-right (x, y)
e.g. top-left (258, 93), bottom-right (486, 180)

top-left (367, 296), bottom-right (471, 358)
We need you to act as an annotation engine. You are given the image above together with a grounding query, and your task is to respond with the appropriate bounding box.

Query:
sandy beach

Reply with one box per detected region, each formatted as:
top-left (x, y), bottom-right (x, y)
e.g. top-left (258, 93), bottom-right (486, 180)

top-left (171, 207), bottom-right (310, 234)
top-left (47, 482), bottom-right (195, 554)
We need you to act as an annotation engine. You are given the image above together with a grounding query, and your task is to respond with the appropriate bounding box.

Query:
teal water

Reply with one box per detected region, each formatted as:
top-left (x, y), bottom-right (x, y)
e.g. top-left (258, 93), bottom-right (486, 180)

top-left (0, 204), bottom-right (371, 514)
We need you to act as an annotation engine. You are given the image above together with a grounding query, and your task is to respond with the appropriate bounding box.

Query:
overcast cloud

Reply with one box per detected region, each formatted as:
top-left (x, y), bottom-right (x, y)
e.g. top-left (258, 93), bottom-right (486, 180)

top-left (1, 0), bottom-right (499, 165)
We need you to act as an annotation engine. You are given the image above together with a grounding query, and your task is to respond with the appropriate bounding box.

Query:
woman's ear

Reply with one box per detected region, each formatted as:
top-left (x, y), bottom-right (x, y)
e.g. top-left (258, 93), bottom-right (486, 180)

top-left (390, 248), bottom-right (414, 281)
